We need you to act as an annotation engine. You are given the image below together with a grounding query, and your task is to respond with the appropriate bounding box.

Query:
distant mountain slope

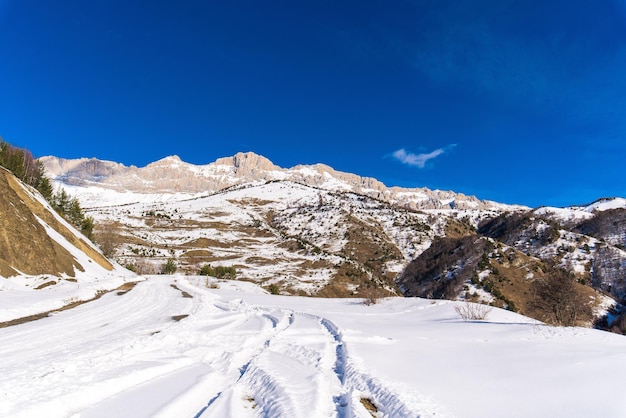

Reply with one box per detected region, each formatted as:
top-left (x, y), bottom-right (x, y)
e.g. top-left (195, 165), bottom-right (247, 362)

top-left (40, 152), bottom-right (518, 211)
top-left (83, 180), bottom-right (441, 297)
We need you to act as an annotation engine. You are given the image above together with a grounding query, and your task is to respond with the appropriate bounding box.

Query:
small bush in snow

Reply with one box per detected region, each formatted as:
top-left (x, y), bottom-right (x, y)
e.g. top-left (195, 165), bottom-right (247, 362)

top-left (455, 301), bottom-right (492, 321)
top-left (267, 284), bottom-right (280, 295)
top-left (361, 287), bottom-right (382, 306)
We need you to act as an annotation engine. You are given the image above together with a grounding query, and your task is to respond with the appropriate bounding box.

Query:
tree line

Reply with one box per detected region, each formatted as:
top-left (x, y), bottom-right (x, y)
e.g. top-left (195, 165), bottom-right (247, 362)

top-left (0, 138), bottom-right (93, 239)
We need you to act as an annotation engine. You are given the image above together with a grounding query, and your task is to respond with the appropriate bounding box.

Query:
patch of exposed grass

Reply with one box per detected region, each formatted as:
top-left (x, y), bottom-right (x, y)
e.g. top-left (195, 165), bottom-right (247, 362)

top-left (35, 280), bottom-right (56, 290)
top-left (116, 281), bottom-right (139, 295)
top-left (182, 249), bottom-right (213, 258)
top-left (244, 256), bottom-right (277, 266)
top-left (182, 237), bottom-right (231, 249)
top-left (170, 283), bottom-right (193, 298)
top-left (171, 314), bottom-right (188, 322)
top-left (228, 198), bottom-right (274, 207)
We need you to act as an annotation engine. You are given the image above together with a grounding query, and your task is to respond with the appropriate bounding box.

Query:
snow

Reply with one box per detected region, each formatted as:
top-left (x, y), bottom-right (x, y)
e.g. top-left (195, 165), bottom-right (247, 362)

top-left (583, 197), bottom-right (626, 212)
top-left (2, 276), bottom-right (626, 418)
top-left (536, 197), bottom-right (626, 223)
top-left (534, 206), bottom-right (594, 222)
top-left (58, 183), bottom-right (206, 208)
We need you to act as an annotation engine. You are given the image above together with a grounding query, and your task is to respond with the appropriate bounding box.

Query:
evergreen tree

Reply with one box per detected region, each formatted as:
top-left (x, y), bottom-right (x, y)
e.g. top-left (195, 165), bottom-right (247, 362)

top-left (161, 258), bottom-right (177, 274)
top-left (81, 216), bottom-right (94, 241)
top-left (34, 160), bottom-right (53, 202)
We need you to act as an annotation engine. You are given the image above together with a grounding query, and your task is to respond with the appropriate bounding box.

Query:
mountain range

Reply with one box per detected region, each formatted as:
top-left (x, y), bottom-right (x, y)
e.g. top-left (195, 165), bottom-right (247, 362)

top-left (35, 152), bottom-right (626, 329)
top-left (40, 152), bottom-right (516, 211)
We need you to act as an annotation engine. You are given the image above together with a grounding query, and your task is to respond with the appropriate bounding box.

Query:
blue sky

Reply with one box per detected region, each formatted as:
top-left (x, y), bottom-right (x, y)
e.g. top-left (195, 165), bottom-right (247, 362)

top-left (1, 0), bottom-right (625, 207)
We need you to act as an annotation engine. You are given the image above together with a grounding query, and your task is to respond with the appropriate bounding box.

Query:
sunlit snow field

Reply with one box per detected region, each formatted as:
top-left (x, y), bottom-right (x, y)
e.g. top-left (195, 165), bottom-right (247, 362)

top-left (2, 275), bottom-right (626, 417)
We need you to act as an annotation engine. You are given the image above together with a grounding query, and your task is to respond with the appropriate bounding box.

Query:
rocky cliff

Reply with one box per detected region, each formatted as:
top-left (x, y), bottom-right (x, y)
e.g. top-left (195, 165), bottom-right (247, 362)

top-left (41, 152), bottom-right (512, 211)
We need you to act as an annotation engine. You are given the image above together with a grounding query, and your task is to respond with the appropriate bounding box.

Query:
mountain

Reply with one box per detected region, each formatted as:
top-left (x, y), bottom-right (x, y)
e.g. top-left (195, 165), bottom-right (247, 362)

top-left (39, 152), bottom-right (626, 328)
top-left (41, 152), bottom-right (505, 298)
top-left (40, 152), bottom-right (516, 211)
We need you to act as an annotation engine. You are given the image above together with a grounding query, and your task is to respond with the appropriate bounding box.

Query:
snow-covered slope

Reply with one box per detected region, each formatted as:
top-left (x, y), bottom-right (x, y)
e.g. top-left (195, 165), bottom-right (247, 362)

top-left (86, 180), bottom-right (440, 296)
top-left (0, 167), bottom-right (136, 318)
top-left (535, 197), bottom-right (626, 224)
top-left (1, 276), bottom-right (625, 418)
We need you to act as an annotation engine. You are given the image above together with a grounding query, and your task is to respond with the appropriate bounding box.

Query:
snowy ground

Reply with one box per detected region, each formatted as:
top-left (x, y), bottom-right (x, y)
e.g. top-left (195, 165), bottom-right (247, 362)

top-left (2, 276), bottom-right (626, 418)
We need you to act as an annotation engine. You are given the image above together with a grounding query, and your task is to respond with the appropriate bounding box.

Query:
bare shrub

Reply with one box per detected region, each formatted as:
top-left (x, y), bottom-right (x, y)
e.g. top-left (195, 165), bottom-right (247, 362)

top-left (132, 258), bottom-right (155, 275)
top-left (95, 224), bottom-right (121, 258)
top-left (361, 287), bottom-right (382, 306)
top-left (455, 301), bottom-right (492, 321)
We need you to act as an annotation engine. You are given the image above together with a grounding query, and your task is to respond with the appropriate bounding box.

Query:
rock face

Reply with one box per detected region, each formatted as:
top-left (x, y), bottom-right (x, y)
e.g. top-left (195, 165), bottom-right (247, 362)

top-left (40, 152), bottom-right (511, 211)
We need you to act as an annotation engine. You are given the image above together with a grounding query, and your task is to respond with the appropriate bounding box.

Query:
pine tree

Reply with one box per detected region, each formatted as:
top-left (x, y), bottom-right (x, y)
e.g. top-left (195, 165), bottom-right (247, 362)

top-left (161, 258), bottom-right (177, 274)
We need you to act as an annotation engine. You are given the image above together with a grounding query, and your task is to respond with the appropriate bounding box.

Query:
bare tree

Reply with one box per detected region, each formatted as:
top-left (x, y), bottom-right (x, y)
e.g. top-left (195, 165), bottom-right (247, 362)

top-left (95, 224), bottom-right (121, 258)
top-left (530, 270), bottom-right (593, 326)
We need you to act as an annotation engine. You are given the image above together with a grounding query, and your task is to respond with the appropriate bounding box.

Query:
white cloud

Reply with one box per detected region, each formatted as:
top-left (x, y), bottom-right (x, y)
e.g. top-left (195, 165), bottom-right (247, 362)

top-left (392, 145), bottom-right (456, 168)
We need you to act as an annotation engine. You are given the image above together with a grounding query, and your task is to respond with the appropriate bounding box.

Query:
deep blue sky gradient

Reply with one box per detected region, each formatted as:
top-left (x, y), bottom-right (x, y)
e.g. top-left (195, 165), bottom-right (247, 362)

top-left (1, 0), bottom-right (625, 207)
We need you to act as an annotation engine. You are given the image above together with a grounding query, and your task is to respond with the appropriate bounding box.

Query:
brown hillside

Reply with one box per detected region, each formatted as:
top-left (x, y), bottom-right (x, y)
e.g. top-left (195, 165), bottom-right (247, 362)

top-left (0, 168), bottom-right (112, 277)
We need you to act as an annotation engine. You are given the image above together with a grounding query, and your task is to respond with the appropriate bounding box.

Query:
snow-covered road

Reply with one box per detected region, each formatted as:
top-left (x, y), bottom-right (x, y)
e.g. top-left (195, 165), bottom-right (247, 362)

top-left (0, 278), bottom-right (432, 417)
top-left (3, 276), bottom-right (626, 417)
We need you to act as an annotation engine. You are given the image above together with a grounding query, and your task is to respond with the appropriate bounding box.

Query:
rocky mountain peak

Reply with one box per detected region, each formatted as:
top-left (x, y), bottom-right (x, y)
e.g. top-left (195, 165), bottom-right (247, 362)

top-left (215, 151), bottom-right (281, 175)
top-left (149, 155), bottom-right (183, 165)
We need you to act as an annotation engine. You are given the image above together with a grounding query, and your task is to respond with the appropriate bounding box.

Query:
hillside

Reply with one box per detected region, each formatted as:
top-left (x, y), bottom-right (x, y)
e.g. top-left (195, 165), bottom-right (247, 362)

top-left (0, 166), bottom-right (135, 321)
top-left (84, 180), bottom-right (439, 298)
top-left (0, 166), bottom-right (112, 276)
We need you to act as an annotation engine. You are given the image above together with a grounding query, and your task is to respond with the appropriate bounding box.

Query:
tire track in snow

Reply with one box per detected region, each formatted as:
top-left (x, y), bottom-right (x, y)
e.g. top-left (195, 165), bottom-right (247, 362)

top-left (319, 317), bottom-right (351, 417)
top-left (310, 313), bottom-right (424, 417)
top-left (236, 311), bottom-right (340, 418)
top-left (199, 300), bottom-right (425, 418)
top-left (1, 277), bottom-right (438, 418)
top-left (192, 306), bottom-right (295, 418)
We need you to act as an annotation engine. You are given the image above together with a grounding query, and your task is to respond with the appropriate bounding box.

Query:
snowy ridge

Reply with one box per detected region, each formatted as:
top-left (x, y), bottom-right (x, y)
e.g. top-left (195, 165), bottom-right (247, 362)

top-left (536, 197), bottom-right (626, 222)
top-left (581, 197), bottom-right (626, 212)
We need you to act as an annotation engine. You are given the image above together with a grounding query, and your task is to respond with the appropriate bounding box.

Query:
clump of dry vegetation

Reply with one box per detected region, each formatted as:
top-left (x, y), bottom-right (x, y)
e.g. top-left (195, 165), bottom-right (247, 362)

top-left (360, 398), bottom-right (378, 417)
top-left (455, 301), bottom-right (492, 321)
